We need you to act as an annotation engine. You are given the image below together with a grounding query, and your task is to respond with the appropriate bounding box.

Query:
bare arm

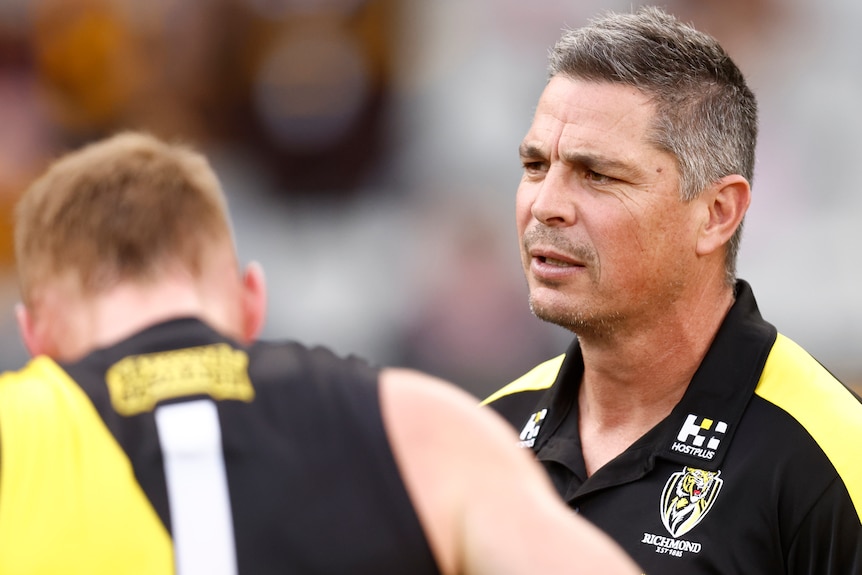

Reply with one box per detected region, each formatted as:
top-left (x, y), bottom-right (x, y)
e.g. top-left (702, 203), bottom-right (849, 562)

top-left (380, 368), bottom-right (642, 575)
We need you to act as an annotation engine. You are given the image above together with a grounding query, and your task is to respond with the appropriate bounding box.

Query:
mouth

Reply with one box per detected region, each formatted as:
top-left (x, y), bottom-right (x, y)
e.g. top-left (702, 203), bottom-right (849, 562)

top-left (527, 249), bottom-right (588, 283)
top-left (536, 254), bottom-right (579, 267)
top-left (531, 249), bottom-right (584, 268)
top-left (522, 227), bottom-right (594, 279)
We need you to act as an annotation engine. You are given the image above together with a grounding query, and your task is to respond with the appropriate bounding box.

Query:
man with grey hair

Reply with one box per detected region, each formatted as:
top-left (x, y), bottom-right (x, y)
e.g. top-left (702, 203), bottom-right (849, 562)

top-left (483, 6), bottom-right (862, 573)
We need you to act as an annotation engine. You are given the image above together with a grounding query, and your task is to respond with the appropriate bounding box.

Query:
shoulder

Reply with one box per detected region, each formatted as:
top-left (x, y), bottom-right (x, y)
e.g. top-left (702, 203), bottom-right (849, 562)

top-left (378, 368), bottom-right (643, 575)
top-left (479, 355), bottom-right (564, 431)
top-left (238, 340), bottom-right (384, 439)
top-left (0, 356), bottom-right (72, 399)
top-left (377, 368), bottom-right (536, 572)
top-left (756, 333), bottom-right (862, 518)
top-left (481, 354), bottom-right (565, 405)
top-left (247, 339), bottom-right (380, 390)
top-left (757, 333), bottom-right (862, 435)
top-left (380, 368), bottom-right (509, 451)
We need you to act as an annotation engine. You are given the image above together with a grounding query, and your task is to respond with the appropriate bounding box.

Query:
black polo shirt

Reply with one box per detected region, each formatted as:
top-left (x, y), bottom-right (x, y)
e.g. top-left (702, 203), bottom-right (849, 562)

top-left (484, 281), bottom-right (862, 574)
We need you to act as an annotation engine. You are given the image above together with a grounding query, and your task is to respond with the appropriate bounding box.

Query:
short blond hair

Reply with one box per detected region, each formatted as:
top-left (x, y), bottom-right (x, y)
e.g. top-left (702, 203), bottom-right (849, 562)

top-left (15, 132), bottom-right (233, 303)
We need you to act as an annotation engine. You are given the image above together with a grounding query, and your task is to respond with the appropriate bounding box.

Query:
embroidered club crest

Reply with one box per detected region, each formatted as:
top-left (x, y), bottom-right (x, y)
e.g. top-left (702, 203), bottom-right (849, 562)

top-left (660, 467), bottom-right (723, 537)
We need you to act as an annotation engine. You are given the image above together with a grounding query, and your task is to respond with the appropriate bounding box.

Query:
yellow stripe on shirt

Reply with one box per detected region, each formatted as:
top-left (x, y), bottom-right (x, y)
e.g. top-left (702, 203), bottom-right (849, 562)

top-left (755, 333), bottom-right (862, 524)
top-left (481, 354), bottom-right (565, 405)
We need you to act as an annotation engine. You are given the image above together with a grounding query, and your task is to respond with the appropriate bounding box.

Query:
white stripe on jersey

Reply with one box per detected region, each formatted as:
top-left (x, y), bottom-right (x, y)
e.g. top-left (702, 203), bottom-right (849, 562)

top-left (156, 399), bottom-right (238, 575)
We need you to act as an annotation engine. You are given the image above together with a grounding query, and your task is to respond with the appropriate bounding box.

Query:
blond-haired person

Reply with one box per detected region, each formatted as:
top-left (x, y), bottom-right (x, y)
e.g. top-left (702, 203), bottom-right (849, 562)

top-left (0, 132), bottom-right (640, 575)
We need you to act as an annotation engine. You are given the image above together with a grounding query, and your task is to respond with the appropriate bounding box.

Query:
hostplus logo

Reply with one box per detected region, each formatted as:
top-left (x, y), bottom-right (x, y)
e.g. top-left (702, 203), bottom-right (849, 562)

top-left (518, 409), bottom-right (547, 448)
top-left (670, 413), bottom-right (727, 461)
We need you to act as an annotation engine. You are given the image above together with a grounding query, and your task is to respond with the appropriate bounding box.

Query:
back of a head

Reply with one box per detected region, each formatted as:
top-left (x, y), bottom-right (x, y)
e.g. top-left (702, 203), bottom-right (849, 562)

top-left (549, 6), bottom-right (758, 282)
top-left (15, 132), bottom-right (233, 304)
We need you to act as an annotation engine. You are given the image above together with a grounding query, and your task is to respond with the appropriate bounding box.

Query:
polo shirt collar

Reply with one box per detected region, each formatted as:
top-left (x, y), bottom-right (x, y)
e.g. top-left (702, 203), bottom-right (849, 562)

top-left (531, 280), bottom-right (777, 490)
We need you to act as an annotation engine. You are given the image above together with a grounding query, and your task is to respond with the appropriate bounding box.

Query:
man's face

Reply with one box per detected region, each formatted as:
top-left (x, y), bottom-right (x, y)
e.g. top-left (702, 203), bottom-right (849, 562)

top-left (516, 77), bottom-right (701, 337)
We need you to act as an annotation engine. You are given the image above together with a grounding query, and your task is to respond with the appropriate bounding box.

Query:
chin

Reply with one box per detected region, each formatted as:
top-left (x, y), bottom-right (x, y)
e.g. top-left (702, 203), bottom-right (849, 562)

top-left (529, 295), bottom-right (577, 327)
top-left (529, 294), bottom-right (620, 337)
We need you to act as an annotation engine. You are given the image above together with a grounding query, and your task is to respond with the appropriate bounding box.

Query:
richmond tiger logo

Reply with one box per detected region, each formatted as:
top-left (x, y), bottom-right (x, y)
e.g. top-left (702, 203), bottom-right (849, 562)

top-left (660, 467), bottom-right (723, 538)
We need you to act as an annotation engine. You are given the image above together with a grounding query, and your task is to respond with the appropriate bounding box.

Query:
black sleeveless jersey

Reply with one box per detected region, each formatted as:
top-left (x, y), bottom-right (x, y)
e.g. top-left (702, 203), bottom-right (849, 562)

top-left (0, 318), bottom-right (440, 575)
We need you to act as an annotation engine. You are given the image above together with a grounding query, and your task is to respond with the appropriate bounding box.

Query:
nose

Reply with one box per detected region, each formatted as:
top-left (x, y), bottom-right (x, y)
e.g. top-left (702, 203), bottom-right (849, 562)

top-left (530, 166), bottom-right (576, 227)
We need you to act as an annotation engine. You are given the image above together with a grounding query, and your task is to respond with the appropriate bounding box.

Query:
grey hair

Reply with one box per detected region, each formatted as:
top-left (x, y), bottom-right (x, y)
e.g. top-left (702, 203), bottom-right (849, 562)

top-left (548, 6), bottom-right (757, 284)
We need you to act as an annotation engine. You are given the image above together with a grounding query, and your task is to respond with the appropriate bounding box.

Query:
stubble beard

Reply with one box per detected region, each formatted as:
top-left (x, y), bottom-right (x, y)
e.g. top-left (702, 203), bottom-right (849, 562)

top-left (522, 225), bottom-right (621, 338)
top-left (528, 293), bottom-right (623, 340)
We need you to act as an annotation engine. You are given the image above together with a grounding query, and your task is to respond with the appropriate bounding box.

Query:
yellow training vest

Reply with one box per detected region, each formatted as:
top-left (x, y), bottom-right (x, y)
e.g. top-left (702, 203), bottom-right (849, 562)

top-left (0, 356), bottom-right (173, 574)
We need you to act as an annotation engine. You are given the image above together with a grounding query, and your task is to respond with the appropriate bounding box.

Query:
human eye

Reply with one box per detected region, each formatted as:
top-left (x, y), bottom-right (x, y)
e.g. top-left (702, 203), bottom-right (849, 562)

top-left (584, 169), bottom-right (615, 184)
top-left (521, 160), bottom-right (543, 172)
top-left (518, 143), bottom-right (548, 176)
top-left (521, 159), bottom-right (548, 176)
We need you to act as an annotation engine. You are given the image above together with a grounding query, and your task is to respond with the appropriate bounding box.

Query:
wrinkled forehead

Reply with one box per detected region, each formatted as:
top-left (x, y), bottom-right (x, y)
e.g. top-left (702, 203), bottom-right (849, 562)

top-left (524, 78), bottom-right (666, 162)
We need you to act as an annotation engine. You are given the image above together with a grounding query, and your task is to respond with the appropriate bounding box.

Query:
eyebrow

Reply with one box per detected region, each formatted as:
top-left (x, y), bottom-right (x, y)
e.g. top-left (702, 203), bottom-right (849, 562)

top-left (561, 152), bottom-right (638, 177)
top-left (518, 143), bottom-right (545, 160)
top-left (519, 143), bottom-right (642, 179)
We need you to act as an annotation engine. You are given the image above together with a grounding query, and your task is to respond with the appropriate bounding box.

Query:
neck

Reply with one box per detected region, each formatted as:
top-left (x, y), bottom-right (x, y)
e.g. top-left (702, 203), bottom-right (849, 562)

top-left (575, 281), bottom-right (735, 473)
top-left (38, 277), bottom-right (229, 362)
top-left (89, 281), bottom-right (210, 349)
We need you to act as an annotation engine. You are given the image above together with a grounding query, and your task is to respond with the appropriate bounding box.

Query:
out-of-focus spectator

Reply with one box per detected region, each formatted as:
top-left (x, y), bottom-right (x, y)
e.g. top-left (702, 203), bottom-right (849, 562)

top-left (31, 0), bottom-right (144, 140)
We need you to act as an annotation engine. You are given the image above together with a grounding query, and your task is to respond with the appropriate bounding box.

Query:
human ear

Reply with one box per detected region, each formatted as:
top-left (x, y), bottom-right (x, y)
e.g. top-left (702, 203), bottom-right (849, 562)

top-left (15, 303), bottom-right (44, 357)
top-left (240, 261), bottom-right (267, 342)
top-left (696, 175), bottom-right (751, 257)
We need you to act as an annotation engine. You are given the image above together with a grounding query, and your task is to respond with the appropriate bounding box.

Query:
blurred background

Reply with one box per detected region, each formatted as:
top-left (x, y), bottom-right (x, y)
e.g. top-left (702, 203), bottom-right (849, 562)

top-left (0, 0), bottom-right (860, 397)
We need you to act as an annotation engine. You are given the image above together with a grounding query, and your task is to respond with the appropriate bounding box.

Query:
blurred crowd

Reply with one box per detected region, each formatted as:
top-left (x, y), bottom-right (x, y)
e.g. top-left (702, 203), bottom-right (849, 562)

top-left (0, 0), bottom-right (860, 395)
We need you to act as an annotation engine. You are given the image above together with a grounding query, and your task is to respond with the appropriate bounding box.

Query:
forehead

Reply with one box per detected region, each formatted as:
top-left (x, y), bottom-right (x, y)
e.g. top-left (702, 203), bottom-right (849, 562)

top-left (523, 76), bottom-right (661, 160)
